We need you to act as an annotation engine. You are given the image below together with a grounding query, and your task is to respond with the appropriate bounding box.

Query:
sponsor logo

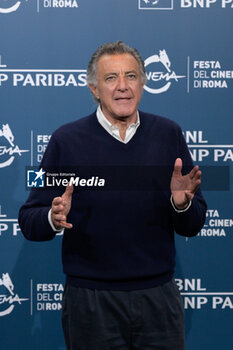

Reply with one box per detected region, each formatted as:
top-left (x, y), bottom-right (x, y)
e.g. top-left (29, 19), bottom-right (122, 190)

top-left (139, 0), bottom-right (233, 10)
top-left (0, 55), bottom-right (86, 87)
top-left (183, 130), bottom-right (233, 163)
top-left (180, 0), bottom-right (233, 9)
top-left (138, 0), bottom-right (174, 10)
top-left (0, 273), bottom-right (28, 316)
top-left (0, 205), bottom-right (21, 236)
top-left (144, 50), bottom-right (185, 94)
top-left (175, 278), bottom-right (233, 310)
top-left (0, 124), bottom-right (29, 168)
top-left (0, 1), bottom-right (21, 14)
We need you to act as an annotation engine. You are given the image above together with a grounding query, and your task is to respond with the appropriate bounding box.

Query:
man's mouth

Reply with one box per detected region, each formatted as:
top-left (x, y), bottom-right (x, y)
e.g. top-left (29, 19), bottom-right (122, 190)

top-left (114, 97), bottom-right (132, 101)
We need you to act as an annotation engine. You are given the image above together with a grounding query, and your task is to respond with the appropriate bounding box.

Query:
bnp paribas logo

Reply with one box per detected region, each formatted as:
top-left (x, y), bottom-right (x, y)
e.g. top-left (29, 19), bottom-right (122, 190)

top-left (138, 0), bottom-right (174, 10)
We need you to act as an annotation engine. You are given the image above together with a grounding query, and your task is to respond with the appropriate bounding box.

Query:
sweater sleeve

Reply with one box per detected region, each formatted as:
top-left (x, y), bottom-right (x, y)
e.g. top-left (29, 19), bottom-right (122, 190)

top-left (18, 133), bottom-right (64, 241)
top-left (171, 127), bottom-right (207, 237)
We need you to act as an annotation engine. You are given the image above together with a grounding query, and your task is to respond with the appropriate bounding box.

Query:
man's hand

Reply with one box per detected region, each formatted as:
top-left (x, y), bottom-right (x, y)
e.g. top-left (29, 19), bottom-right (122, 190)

top-left (51, 183), bottom-right (74, 230)
top-left (170, 158), bottom-right (201, 210)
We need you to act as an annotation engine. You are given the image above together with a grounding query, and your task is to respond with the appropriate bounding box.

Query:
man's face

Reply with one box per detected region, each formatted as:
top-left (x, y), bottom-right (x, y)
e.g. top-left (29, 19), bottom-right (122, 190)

top-left (89, 53), bottom-right (144, 123)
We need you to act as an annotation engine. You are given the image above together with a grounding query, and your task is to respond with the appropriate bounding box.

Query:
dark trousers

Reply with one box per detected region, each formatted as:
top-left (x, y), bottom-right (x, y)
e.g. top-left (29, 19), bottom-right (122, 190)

top-left (62, 279), bottom-right (185, 350)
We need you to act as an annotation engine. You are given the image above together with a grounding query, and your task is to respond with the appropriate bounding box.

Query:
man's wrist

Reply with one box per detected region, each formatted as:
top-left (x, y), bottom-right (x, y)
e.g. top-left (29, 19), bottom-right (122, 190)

top-left (48, 209), bottom-right (63, 232)
top-left (170, 195), bottom-right (192, 213)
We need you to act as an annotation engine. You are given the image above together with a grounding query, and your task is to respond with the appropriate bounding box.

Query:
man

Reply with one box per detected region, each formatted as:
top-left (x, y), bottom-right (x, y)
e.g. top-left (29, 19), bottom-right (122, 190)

top-left (19, 41), bottom-right (207, 350)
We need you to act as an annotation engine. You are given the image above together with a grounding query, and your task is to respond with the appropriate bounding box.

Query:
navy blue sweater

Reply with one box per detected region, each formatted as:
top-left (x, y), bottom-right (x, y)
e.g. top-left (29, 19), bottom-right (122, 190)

top-left (19, 111), bottom-right (207, 290)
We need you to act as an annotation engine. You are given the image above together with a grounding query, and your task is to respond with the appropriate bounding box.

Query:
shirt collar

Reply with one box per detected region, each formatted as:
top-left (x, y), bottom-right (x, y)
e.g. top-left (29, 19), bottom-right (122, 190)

top-left (96, 105), bottom-right (140, 134)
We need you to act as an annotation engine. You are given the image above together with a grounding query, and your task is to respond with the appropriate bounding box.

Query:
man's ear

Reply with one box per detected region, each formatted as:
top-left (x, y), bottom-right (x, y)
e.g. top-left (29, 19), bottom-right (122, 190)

top-left (89, 84), bottom-right (99, 100)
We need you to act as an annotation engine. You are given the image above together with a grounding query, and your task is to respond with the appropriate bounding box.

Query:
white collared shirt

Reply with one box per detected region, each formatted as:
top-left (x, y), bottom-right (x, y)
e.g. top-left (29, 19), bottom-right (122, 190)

top-left (96, 105), bottom-right (140, 144)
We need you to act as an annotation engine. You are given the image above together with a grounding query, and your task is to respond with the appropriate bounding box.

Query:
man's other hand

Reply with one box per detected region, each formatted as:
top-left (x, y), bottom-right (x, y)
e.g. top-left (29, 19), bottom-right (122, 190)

top-left (51, 183), bottom-right (74, 230)
top-left (170, 158), bottom-right (201, 210)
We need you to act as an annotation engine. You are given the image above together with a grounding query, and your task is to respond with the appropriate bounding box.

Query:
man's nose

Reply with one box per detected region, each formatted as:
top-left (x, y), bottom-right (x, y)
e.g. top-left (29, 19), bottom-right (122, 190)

top-left (117, 76), bottom-right (128, 91)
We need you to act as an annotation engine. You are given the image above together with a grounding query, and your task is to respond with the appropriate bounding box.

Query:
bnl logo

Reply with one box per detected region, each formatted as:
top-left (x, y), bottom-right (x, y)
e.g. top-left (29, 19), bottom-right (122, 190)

top-left (27, 168), bottom-right (45, 187)
top-left (139, 0), bottom-right (174, 10)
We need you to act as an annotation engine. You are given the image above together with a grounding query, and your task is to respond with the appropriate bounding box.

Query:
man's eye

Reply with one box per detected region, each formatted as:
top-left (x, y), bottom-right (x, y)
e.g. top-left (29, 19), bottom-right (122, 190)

top-left (127, 74), bottom-right (136, 80)
top-left (106, 76), bottom-right (116, 81)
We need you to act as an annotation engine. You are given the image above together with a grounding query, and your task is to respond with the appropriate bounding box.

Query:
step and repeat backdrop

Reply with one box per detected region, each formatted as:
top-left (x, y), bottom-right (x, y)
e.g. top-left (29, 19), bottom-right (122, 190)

top-left (0, 1), bottom-right (232, 349)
